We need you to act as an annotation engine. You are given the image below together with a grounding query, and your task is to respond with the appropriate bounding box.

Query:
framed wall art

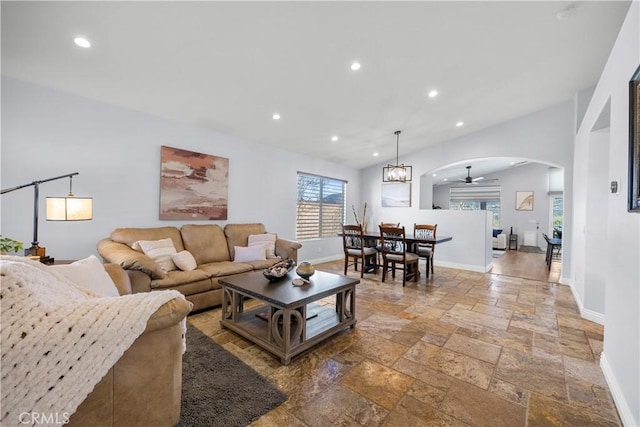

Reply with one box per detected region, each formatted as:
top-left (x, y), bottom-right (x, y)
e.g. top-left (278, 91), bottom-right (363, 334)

top-left (381, 183), bottom-right (411, 207)
top-left (515, 191), bottom-right (534, 211)
top-left (628, 64), bottom-right (640, 212)
top-left (159, 146), bottom-right (229, 220)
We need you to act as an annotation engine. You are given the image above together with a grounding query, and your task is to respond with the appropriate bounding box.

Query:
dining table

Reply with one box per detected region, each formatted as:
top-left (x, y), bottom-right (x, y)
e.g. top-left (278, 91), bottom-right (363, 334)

top-left (358, 230), bottom-right (453, 246)
top-left (338, 229), bottom-right (453, 275)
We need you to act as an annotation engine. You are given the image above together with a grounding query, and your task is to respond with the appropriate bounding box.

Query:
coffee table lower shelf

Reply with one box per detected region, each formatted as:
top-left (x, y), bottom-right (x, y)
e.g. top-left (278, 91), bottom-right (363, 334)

top-left (220, 302), bottom-right (355, 364)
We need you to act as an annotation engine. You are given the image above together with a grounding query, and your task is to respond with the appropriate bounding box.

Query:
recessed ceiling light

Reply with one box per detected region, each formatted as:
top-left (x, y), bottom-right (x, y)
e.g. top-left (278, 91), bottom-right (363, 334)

top-left (74, 37), bottom-right (91, 48)
top-left (331, 136), bottom-right (339, 142)
top-left (456, 121), bottom-right (464, 127)
top-left (428, 90), bottom-right (438, 98)
top-left (272, 113), bottom-right (281, 120)
top-left (350, 62), bottom-right (361, 71)
top-left (443, 178), bottom-right (448, 181)
top-left (373, 152), bottom-right (379, 157)
top-left (432, 173), bottom-right (437, 177)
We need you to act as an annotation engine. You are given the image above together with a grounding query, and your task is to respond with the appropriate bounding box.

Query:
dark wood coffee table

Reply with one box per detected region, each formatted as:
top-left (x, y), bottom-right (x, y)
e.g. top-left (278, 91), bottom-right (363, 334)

top-left (219, 270), bottom-right (359, 364)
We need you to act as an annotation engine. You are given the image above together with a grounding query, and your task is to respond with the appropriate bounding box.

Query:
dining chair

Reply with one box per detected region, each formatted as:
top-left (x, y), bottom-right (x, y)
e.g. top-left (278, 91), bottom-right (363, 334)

top-left (542, 233), bottom-right (562, 270)
top-left (379, 225), bottom-right (419, 286)
top-left (380, 221), bottom-right (400, 228)
top-left (376, 222), bottom-right (400, 263)
top-left (342, 224), bottom-right (378, 277)
top-left (413, 223), bottom-right (437, 277)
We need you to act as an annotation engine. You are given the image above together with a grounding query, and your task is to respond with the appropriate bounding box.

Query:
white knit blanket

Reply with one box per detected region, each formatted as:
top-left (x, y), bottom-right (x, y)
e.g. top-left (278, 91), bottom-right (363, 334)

top-left (0, 256), bottom-right (186, 426)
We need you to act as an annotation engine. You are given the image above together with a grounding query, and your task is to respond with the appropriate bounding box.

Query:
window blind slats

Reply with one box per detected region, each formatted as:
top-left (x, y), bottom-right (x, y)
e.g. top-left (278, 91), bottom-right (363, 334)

top-left (296, 172), bottom-right (346, 240)
top-left (449, 185), bottom-right (501, 201)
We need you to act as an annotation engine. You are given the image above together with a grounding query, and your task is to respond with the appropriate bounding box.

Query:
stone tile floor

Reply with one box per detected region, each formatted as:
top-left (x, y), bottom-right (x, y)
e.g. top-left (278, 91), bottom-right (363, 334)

top-left (188, 260), bottom-right (621, 426)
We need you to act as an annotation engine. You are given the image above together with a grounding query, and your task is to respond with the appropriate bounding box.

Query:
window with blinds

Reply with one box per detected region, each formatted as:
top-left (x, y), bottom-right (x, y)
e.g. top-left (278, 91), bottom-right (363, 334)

top-left (449, 186), bottom-right (501, 227)
top-left (296, 172), bottom-right (346, 240)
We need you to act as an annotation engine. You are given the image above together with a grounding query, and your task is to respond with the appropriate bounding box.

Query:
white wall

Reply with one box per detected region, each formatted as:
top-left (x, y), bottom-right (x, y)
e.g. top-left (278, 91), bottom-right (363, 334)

top-left (0, 77), bottom-right (361, 262)
top-left (572, 3), bottom-right (639, 425)
top-left (584, 130), bottom-right (609, 317)
top-left (408, 209), bottom-right (493, 272)
top-left (432, 162), bottom-right (560, 249)
top-left (361, 100), bottom-right (575, 283)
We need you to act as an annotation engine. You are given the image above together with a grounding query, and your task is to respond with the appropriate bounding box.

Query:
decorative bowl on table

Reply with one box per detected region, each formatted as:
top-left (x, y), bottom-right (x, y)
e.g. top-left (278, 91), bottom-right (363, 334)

top-left (262, 258), bottom-right (296, 281)
top-left (295, 261), bottom-right (315, 280)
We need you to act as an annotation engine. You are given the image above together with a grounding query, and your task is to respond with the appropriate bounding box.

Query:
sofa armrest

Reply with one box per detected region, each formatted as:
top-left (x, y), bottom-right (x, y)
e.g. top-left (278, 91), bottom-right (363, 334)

top-left (275, 238), bottom-right (302, 262)
top-left (104, 263), bottom-right (133, 295)
top-left (144, 297), bottom-right (193, 334)
top-left (127, 270), bottom-right (153, 294)
top-left (97, 238), bottom-right (166, 279)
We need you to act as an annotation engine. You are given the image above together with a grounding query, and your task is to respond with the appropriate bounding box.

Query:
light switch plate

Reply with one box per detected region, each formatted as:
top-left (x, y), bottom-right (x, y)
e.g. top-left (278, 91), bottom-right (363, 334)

top-left (610, 180), bottom-right (620, 194)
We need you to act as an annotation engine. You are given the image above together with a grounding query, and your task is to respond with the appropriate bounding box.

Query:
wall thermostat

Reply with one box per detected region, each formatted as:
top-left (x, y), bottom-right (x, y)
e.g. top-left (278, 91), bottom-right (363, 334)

top-left (610, 180), bottom-right (619, 194)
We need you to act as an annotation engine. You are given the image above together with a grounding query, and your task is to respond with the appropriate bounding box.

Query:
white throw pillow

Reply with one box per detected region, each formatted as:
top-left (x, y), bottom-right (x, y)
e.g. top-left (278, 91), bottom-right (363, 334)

top-left (50, 255), bottom-right (120, 297)
top-left (172, 250), bottom-right (197, 271)
top-left (133, 238), bottom-right (178, 273)
top-left (234, 245), bottom-right (266, 262)
top-left (248, 233), bottom-right (277, 259)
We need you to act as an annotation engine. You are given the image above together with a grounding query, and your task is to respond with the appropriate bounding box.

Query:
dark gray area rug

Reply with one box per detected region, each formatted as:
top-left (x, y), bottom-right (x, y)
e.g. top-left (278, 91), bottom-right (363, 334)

top-left (178, 324), bottom-right (287, 427)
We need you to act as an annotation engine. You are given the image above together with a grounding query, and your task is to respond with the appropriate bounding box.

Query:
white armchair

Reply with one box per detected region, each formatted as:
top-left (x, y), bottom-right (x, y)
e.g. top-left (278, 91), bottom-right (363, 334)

top-left (493, 231), bottom-right (507, 250)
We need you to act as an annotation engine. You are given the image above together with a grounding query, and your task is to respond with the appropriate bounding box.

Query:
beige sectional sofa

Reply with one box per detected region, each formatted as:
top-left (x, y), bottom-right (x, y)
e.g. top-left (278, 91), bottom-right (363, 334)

top-left (69, 263), bottom-right (192, 426)
top-left (97, 223), bottom-right (301, 311)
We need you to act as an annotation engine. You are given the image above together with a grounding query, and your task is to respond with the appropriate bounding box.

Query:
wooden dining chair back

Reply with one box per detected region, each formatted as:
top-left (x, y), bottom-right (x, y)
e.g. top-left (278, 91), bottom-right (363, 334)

top-left (378, 225), bottom-right (419, 286)
top-left (380, 222), bottom-right (400, 228)
top-left (413, 224), bottom-right (437, 276)
top-left (342, 224), bottom-right (378, 277)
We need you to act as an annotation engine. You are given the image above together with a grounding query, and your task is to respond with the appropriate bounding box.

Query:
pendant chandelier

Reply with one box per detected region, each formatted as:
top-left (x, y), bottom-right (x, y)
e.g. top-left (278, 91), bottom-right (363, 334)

top-left (382, 130), bottom-right (412, 182)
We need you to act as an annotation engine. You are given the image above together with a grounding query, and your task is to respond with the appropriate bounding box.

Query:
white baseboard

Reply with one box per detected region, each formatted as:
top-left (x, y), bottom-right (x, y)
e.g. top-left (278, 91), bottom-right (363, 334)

top-left (567, 278), bottom-right (605, 326)
top-left (582, 308), bottom-right (605, 325)
top-left (306, 256), bottom-right (489, 274)
top-left (600, 353), bottom-right (638, 427)
top-left (435, 260), bottom-right (488, 273)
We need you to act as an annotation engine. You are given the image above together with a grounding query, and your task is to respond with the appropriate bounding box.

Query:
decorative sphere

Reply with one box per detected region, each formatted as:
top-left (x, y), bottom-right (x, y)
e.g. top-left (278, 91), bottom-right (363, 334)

top-left (296, 261), bottom-right (315, 280)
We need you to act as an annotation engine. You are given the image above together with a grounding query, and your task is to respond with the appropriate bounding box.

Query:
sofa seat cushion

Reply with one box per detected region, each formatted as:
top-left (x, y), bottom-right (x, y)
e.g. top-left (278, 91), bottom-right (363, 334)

top-left (180, 224), bottom-right (231, 265)
top-left (242, 258), bottom-right (282, 270)
top-left (198, 261), bottom-right (253, 277)
top-left (150, 269), bottom-right (210, 289)
top-left (153, 279), bottom-right (213, 297)
top-left (111, 227), bottom-right (185, 252)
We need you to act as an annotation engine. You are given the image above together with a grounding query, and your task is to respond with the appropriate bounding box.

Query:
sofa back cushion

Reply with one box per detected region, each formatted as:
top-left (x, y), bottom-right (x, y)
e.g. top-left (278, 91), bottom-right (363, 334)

top-left (111, 227), bottom-right (185, 252)
top-left (224, 223), bottom-right (267, 260)
top-left (180, 224), bottom-right (230, 265)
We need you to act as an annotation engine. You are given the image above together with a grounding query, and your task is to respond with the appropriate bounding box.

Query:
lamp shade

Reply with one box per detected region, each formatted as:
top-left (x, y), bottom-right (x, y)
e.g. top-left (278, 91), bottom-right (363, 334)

top-left (46, 196), bottom-right (93, 221)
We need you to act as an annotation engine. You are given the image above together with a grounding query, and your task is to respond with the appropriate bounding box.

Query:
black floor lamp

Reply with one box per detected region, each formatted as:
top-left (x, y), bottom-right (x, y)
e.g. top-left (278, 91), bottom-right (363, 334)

top-left (0, 172), bottom-right (92, 259)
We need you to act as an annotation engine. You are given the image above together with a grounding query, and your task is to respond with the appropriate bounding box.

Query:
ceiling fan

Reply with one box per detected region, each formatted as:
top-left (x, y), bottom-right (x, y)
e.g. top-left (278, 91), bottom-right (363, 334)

top-left (458, 165), bottom-right (484, 184)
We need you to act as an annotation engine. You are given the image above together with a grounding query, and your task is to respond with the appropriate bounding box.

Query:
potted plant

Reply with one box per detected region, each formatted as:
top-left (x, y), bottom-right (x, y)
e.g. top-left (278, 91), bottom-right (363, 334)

top-left (0, 236), bottom-right (24, 254)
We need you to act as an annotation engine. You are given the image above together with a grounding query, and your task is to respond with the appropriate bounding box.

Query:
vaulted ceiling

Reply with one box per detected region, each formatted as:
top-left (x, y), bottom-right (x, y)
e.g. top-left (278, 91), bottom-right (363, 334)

top-left (1, 1), bottom-right (631, 172)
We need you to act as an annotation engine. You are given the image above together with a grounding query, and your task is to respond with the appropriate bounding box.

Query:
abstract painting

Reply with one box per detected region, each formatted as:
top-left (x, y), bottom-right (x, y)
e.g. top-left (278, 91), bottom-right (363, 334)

top-left (160, 146), bottom-right (229, 220)
top-left (515, 191), bottom-right (534, 211)
top-left (381, 183), bottom-right (411, 207)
